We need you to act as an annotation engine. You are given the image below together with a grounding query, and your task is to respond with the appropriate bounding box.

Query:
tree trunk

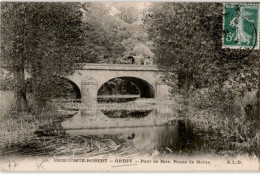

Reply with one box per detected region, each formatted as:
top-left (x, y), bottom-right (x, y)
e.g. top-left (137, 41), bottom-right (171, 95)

top-left (31, 63), bottom-right (47, 108)
top-left (13, 67), bottom-right (27, 112)
top-left (177, 70), bottom-right (193, 96)
top-left (177, 70), bottom-right (193, 118)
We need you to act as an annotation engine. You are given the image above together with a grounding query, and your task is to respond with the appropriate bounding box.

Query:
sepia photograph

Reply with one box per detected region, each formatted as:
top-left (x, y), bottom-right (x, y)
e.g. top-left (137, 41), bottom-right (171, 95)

top-left (0, 1), bottom-right (259, 172)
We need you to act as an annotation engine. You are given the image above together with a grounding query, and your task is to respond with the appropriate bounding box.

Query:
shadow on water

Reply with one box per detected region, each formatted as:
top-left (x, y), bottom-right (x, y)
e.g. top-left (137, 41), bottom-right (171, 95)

top-left (102, 110), bottom-right (152, 118)
top-left (98, 97), bottom-right (138, 103)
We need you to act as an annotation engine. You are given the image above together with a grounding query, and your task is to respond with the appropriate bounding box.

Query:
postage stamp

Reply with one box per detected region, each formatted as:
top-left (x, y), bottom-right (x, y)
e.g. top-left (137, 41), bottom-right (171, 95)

top-left (223, 3), bottom-right (260, 49)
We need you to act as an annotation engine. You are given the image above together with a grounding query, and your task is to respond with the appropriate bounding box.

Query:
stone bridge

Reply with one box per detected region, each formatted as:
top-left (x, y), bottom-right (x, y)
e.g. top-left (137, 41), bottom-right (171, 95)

top-left (67, 64), bottom-right (169, 103)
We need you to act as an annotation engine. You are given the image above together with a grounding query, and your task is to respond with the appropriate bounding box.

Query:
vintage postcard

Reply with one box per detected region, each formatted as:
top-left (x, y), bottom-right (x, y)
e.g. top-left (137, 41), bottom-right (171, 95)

top-left (0, 1), bottom-right (260, 172)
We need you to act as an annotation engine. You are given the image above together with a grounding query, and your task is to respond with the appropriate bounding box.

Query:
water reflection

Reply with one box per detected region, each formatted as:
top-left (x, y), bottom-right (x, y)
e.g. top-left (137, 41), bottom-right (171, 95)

top-left (65, 120), bottom-right (209, 154)
top-left (80, 101), bottom-right (172, 119)
top-left (62, 105), bottom-right (172, 129)
top-left (102, 110), bottom-right (152, 118)
top-left (61, 101), bottom-right (218, 154)
top-left (1, 101), bottom-right (221, 157)
top-left (98, 97), bottom-right (138, 103)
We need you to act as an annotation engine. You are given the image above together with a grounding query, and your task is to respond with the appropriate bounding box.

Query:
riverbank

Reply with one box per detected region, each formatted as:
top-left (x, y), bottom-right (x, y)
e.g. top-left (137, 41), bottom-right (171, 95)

top-left (0, 104), bottom-right (62, 147)
top-left (1, 99), bottom-right (259, 158)
top-left (0, 103), bottom-right (150, 157)
top-left (186, 106), bottom-right (260, 156)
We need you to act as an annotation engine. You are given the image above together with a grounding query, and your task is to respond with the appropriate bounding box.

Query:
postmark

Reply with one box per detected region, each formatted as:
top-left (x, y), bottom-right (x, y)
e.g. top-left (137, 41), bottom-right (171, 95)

top-left (223, 3), bottom-right (260, 49)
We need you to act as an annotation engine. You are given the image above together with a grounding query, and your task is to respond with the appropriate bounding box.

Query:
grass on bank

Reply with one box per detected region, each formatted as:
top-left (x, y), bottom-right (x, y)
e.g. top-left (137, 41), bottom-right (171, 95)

top-left (176, 91), bottom-right (260, 156)
top-left (0, 103), bottom-right (59, 147)
top-left (0, 102), bottom-right (125, 157)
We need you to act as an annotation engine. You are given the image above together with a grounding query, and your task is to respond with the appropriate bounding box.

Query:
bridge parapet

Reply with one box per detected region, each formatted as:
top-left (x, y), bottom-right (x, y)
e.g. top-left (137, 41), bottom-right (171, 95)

top-left (79, 63), bottom-right (158, 71)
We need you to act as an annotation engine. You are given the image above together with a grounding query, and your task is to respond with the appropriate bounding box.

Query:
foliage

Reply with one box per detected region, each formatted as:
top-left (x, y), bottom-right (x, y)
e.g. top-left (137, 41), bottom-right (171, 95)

top-left (0, 2), bottom-right (84, 108)
top-left (145, 2), bottom-right (259, 91)
top-left (78, 2), bottom-right (124, 63)
top-left (186, 105), bottom-right (260, 155)
top-left (77, 2), bottom-right (154, 64)
top-left (145, 2), bottom-right (260, 120)
top-left (1, 2), bottom-right (83, 73)
top-left (133, 43), bottom-right (154, 58)
top-left (82, 2), bottom-right (154, 63)
top-left (111, 2), bottom-right (139, 24)
top-left (0, 69), bottom-right (14, 91)
top-left (0, 102), bottom-right (59, 146)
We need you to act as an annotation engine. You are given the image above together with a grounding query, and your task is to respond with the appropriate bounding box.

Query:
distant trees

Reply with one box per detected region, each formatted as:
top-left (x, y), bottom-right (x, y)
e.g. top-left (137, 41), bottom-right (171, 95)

top-left (115, 3), bottom-right (154, 62)
top-left (81, 2), bottom-right (154, 63)
top-left (111, 2), bottom-right (139, 24)
top-left (78, 2), bottom-right (124, 63)
top-left (76, 2), bottom-right (153, 64)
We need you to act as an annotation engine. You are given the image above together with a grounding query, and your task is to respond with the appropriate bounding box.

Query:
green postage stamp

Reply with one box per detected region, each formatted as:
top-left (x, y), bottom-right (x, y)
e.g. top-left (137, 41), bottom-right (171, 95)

top-left (223, 3), bottom-right (260, 49)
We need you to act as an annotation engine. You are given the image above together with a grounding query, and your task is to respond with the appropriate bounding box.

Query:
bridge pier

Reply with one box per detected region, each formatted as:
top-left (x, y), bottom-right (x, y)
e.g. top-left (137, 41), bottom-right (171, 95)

top-left (80, 75), bottom-right (98, 117)
top-left (156, 78), bottom-right (169, 100)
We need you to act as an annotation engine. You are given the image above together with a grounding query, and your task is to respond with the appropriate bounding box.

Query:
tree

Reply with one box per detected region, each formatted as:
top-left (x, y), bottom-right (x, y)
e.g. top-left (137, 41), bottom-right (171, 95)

top-left (0, 2), bottom-right (84, 110)
top-left (145, 3), bottom-right (260, 121)
top-left (79, 2), bottom-right (154, 64)
top-left (111, 2), bottom-right (139, 24)
top-left (133, 43), bottom-right (154, 58)
top-left (77, 2), bottom-right (125, 64)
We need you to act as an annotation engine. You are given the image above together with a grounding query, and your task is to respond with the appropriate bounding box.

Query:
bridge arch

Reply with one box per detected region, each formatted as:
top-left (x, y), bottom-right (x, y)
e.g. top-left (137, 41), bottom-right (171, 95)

top-left (25, 77), bottom-right (81, 99)
top-left (66, 79), bottom-right (81, 99)
top-left (97, 76), bottom-right (155, 98)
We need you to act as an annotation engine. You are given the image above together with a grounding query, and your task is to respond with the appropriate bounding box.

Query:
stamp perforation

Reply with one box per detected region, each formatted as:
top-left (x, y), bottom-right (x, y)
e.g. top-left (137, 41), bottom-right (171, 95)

top-left (222, 3), bottom-right (260, 50)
